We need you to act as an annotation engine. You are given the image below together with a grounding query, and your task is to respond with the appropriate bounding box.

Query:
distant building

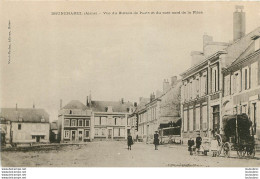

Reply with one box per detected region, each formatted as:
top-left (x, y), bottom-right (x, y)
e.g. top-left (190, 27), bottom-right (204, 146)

top-left (58, 100), bottom-right (93, 143)
top-left (86, 97), bottom-right (134, 141)
top-left (0, 107), bottom-right (50, 146)
top-left (131, 76), bottom-right (181, 144)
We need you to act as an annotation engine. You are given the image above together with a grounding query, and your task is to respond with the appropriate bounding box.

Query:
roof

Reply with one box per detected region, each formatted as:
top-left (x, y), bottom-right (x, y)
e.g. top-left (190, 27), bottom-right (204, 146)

top-left (135, 98), bottom-right (150, 113)
top-left (89, 100), bottom-right (133, 113)
top-left (0, 108), bottom-right (49, 123)
top-left (63, 100), bottom-right (88, 110)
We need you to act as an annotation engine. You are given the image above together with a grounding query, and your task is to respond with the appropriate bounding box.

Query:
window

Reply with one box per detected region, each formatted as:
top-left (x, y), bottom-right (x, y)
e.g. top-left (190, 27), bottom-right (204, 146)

top-left (202, 106), bottom-right (207, 130)
top-left (32, 136), bottom-right (35, 139)
top-left (183, 110), bottom-right (188, 132)
top-left (41, 136), bottom-right (45, 139)
top-left (94, 117), bottom-right (100, 125)
top-left (64, 130), bottom-right (70, 138)
top-left (95, 129), bottom-right (98, 136)
top-left (233, 71), bottom-right (241, 93)
top-left (120, 128), bottom-right (125, 137)
top-left (85, 120), bottom-right (90, 126)
top-left (233, 107), bottom-right (238, 114)
top-left (251, 62), bottom-right (258, 88)
top-left (78, 119), bottom-right (83, 127)
top-left (224, 75), bottom-right (231, 96)
top-left (71, 119), bottom-right (77, 126)
top-left (196, 77), bottom-right (200, 97)
top-left (211, 66), bottom-right (218, 93)
top-left (242, 67), bottom-right (250, 90)
top-left (114, 128), bottom-right (119, 136)
top-left (18, 124), bottom-right (21, 130)
top-left (189, 108), bottom-right (193, 131)
top-left (242, 104), bottom-right (247, 114)
top-left (101, 128), bottom-right (105, 136)
top-left (101, 117), bottom-right (107, 125)
top-left (85, 130), bottom-right (89, 137)
top-left (64, 119), bottom-right (70, 127)
top-left (200, 71), bottom-right (207, 96)
top-left (255, 38), bottom-right (260, 51)
top-left (195, 107), bottom-right (200, 130)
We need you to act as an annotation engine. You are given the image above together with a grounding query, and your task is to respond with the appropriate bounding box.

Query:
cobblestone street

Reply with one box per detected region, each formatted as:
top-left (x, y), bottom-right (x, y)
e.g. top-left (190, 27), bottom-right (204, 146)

top-left (1, 141), bottom-right (260, 167)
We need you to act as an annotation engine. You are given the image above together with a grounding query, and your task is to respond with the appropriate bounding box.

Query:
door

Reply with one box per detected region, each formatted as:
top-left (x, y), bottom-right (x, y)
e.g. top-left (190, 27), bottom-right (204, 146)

top-left (78, 130), bottom-right (83, 142)
top-left (72, 131), bottom-right (76, 141)
top-left (36, 136), bottom-right (40, 142)
top-left (212, 105), bottom-right (220, 134)
top-left (108, 129), bottom-right (112, 139)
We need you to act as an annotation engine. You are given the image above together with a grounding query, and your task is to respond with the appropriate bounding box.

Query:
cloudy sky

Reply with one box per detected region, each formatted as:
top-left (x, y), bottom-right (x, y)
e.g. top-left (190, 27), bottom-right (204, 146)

top-left (1, 1), bottom-right (260, 121)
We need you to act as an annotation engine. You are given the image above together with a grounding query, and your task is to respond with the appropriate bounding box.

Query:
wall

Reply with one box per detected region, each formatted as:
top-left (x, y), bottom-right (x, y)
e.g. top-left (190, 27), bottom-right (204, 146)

top-left (12, 122), bottom-right (50, 143)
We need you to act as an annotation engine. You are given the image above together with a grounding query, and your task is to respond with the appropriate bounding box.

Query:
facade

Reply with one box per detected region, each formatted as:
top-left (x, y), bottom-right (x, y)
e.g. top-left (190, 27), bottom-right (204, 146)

top-left (58, 100), bottom-right (93, 143)
top-left (180, 6), bottom-right (260, 144)
top-left (133, 76), bottom-right (181, 143)
top-left (87, 97), bottom-right (134, 140)
top-left (222, 35), bottom-right (260, 149)
top-left (0, 107), bottom-right (50, 146)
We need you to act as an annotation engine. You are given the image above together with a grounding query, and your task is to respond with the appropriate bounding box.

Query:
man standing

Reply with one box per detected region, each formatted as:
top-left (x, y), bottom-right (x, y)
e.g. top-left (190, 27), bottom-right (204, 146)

top-left (196, 133), bottom-right (202, 154)
top-left (127, 133), bottom-right (133, 150)
top-left (154, 131), bottom-right (159, 150)
top-left (188, 137), bottom-right (195, 155)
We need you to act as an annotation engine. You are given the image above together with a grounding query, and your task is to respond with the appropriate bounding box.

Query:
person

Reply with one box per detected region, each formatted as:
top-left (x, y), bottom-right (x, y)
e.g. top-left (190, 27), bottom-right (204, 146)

top-left (127, 133), bottom-right (133, 150)
top-left (211, 135), bottom-right (219, 157)
top-left (196, 133), bottom-right (202, 154)
top-left (154, 131), bottom-right (159, 150)
top-left (188, 137), bottom-right (195, 155)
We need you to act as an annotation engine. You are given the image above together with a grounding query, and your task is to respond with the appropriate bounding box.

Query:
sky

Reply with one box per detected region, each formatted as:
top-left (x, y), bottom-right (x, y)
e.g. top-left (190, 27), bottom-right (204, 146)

top-left (1, 1), bottom-right (260, 121)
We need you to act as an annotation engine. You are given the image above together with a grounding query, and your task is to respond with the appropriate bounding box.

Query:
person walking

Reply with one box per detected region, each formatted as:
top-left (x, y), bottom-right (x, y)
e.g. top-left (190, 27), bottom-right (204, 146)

top-left (154, 131), bottom-right (159, 150)
top-left (188, 137), bottom-right (195, 155)
top-left (195, 133), bottom-right (202, 155)
top-left (127, 133), bottom-right (133, 150)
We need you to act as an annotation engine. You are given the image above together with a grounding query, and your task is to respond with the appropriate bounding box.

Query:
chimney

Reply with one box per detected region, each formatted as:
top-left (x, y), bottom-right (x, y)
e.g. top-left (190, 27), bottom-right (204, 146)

top-left (163, 79), bottom-right (170, 93)
top-left (171, 76), bottom-right (178, 87)
top-left (121, 98), bottom-right (124, 104)
top-left (16, 103), bottom-right (17, 111)
top-left (86, 96), bottom-right (89, 106)
top-left (203, 33), bottom-right (213, 47)
top-left (33, 102), bottom-right (35, 109)
top-left (60, 99), bottom-right (62, 109)
top-left (134, 102), bottom-right (137, 107)
top-left (233, 5), bottom-right (245, 41)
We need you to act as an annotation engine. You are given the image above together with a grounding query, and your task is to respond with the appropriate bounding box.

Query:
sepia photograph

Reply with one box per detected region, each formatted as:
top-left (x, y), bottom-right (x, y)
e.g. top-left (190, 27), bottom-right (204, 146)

top-left (0, 1), bottom-right (260, 171)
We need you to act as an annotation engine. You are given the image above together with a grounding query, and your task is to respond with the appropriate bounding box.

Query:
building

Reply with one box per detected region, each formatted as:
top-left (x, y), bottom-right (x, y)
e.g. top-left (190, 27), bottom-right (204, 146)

top-left (58, 100), bottom-right (93, 143)
top-left (0, 106), bottom-right (50, 146)
top-left (180, 6), bottom-right (260, 144)
top-left (86, 97), bottom-right (134, 140)
top-left (134, 76), bottom-right (181, 143)
top-left (222, 33), bottom-right (260, 149)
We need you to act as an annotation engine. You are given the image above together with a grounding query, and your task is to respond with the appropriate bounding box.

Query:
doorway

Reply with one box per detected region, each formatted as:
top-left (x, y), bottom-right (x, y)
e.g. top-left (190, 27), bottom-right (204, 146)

top-left (78, 130), bottom-right (83, 142)
top-left (108, 129), bottom-right (112, 139)
top-left (36, 136), bottom-right (40, 142)
top-left (71, 131), bottom-right (76, 141)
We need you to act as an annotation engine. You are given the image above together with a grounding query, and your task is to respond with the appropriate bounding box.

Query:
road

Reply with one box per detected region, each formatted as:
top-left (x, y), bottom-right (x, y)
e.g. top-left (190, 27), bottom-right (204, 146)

top-left (1, 141), bottom-right (259, 167)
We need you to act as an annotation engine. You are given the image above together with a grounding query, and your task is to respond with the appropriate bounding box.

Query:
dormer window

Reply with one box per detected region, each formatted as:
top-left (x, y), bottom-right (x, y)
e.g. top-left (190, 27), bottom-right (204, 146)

top-left (252, 35), bottom-right (260, 51)
top-left (107, 106), bottom-right (113, 113)
top-left (41, 117), bottom-right (45, 122)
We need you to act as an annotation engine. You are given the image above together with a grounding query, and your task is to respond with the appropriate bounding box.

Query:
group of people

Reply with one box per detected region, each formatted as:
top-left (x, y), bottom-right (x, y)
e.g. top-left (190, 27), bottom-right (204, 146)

top-left (127, 131), bottom-right (160, 150)
top-left (188, 133), bottom-right (219, 157)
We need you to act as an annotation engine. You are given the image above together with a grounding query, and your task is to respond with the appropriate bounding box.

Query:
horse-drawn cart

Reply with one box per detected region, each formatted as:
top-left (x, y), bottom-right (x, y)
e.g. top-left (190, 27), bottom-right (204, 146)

top-left (216, 114), bottom-right (256, 158)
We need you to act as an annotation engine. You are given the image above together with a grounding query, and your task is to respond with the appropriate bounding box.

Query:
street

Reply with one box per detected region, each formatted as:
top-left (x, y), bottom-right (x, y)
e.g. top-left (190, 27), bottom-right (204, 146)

top-left (1, 141), bottom-right (260, 167)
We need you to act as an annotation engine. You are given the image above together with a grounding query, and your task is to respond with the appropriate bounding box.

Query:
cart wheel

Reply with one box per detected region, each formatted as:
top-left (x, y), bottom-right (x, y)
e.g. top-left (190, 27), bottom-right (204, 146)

top-left (223, 142), bottom-right (231, 158)
top-left (246, 145), bottom-right (256, 158)
top-left (237, 146), bottom-right (246, 158)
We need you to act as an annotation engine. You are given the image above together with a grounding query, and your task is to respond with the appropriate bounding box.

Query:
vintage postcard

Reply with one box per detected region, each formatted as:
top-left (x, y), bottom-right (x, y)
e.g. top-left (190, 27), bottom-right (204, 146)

top-left (0, 1), bottom-right (260, 170)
